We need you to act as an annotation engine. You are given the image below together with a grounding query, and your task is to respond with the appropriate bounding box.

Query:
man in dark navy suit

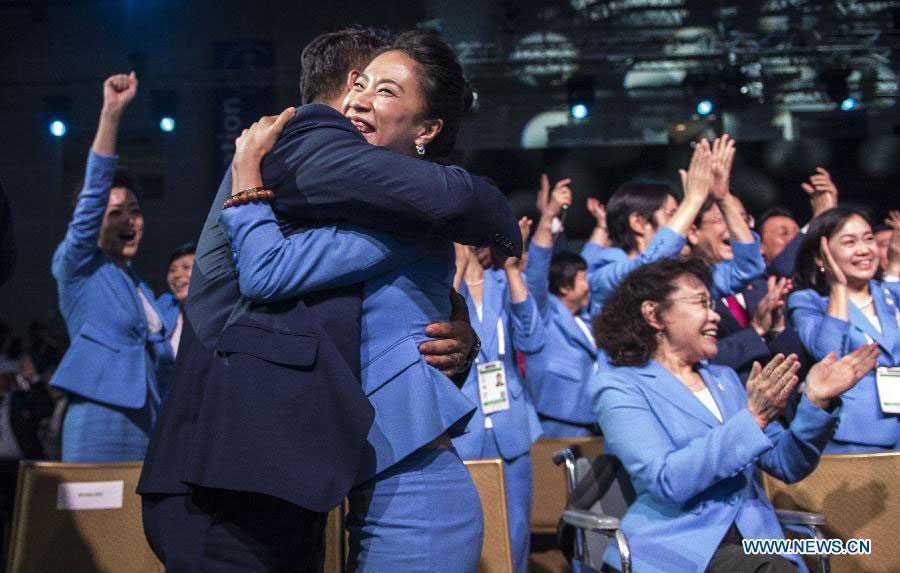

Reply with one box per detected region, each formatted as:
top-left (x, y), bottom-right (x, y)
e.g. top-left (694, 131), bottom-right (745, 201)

top-left (139, 28), bottom-right (520, 571)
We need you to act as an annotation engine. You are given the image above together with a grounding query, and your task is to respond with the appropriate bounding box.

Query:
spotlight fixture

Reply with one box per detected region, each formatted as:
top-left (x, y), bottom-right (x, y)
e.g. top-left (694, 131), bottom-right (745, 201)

top-left (840, 97), bottom-right (857, 111)
top-left (45, 95), bottom-right (72, 138)
top-left (151, 90), bottom-right (178, 133)
top-left (567, 75), bottom-right (594, 120)
top-left (696, 99), bottom-right (714, 116)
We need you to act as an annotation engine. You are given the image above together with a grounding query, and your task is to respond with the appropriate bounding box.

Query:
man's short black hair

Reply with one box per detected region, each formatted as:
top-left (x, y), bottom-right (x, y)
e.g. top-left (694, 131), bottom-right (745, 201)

top-left (756, 206), bottom-right (797, 233)
top-left (300, 26), bottom-right (391, 105)
top-left (549, 251), bottom-right (587, 296)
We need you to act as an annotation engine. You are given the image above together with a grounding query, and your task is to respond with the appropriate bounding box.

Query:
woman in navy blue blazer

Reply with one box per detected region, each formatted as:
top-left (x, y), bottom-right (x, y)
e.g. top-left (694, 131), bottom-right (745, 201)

top-left (51, 73), bottom-right (173, 462)
top-left (589, 258), bottom-right (878, 572)
top-left (789, 207), bottom-right (900, 452)
top-left (217, 32), bottom-right (491, 572)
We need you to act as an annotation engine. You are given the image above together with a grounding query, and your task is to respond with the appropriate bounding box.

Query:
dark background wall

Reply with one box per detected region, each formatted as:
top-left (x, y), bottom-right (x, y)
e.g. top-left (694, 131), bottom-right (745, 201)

top-left (0, 0), bottom-right (898, 333)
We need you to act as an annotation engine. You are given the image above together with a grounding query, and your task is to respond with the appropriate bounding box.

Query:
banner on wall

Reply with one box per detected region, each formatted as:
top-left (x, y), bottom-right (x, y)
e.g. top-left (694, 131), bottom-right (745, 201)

top-left (213, 40), bottom-right (275, 187)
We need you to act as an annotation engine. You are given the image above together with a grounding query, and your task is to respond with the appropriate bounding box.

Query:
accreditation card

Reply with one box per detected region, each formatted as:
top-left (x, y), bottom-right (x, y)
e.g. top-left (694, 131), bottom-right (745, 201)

top-left (477, 360), bottom-right (511, 415)
top-left (875, 367), bottom-right (900, 414)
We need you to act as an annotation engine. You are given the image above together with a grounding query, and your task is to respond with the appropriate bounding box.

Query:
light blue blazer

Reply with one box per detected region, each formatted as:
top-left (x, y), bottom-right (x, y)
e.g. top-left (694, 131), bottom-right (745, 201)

top-left (51, 152), bottom-right (171, 409)
top-left (587, 227), bottom-right (765, 313)
top-left (788, 281), bottom-right (900, 450)
top-left (452, 269), bottom-right (544, 461)
top-left (589, 360), bottom-right (839, 572)
top-left (220, 203), bottom-right (476, 478)
top-left (523, 243), bottom-right (598, 426)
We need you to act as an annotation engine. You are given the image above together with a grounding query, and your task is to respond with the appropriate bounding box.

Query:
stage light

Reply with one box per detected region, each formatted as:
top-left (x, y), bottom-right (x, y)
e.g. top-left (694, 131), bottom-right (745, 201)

top-left (571, 104), bottom-right (588, 120)
top-left (840, 97), bottom-right (856, 111)
top-left (151, 90), bottom-right (178, 135)
top-left (49, 120), bottom-right (67, 137)
top-left (567, 75), bottom-right (594, 121)
top-left (697, 99), bottom-right (714, 116)
top-left (45, 95), bottom-right (72, 139)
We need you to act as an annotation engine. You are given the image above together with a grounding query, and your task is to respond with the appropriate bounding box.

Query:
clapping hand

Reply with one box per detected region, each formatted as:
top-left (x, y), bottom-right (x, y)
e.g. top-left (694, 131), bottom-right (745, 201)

top-left (587, 198), bottom-right (607, 228)
top-left (678, 139), bottom-right (713, 204)
top-left (805, 344), bottom-right (881, 409)
top-left (802, 167), bottom-right (839, 218)
top-left (819, 236), bottom-right (847, 287)
top-left (746, 353), bottom-right (802, 429)
top-left (709, 135), bottom-right (736, 201)
top-left (750, 276), bottom-right (791, 337)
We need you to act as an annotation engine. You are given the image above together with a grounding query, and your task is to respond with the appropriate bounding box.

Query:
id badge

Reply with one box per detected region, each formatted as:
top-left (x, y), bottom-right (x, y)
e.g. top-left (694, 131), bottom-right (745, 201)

top-left (876, 367), bottom-right (900, 414)
top-left (477, 360), bottom-right (511, 415)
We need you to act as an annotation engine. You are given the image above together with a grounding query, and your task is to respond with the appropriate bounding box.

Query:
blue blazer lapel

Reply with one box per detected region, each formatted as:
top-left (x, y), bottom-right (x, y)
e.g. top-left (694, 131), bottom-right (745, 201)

top-left (849, 300), bottom-right (889, 350)
top-left (479, 272), bottom-right (505, 359)
top-left (552, 297), bottom-right (597, 358)
top-left (873, 281), bottom-right (900, 362)
top-left (638, 361), bottom-right (722, 428)
top-left (699, 363), bottom-right (735, 421)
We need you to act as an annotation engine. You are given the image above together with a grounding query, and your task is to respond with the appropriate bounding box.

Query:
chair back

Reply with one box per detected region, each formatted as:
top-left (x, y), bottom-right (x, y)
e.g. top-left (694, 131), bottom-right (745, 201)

top-left (323, 500), bottom-right (348, 573)
top-left (530, 437), bottom-right (604, 534)
top-left (7, 461), bottom-right (163, 573)
top-left (562, 454), bottom-right (635, 564)
top-left (762, 452), bottom-right (900, 573)
top-left (465, 458), bottom-right (514, 573)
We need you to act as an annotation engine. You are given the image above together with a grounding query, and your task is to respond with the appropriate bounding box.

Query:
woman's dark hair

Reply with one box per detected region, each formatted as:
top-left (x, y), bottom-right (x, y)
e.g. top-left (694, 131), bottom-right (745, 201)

top-left (167, 242), bottom-right (196, 267)
top-left (549, 252), bottom-right (587, 296)
top-left (606, 181), bottom-right (674, 254)
top-left (594, 257), bottom-right (712, 367)
top-left (70, 167), bottom-right (139, 209)
top-left (793, 206), bottom-right (874, 296)
top-left (384, 30), bottom-right (474, 158)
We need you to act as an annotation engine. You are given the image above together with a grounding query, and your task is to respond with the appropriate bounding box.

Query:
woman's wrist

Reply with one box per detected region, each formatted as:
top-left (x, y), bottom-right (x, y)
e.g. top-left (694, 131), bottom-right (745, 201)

top-left (804, 386), bottom-right (830, 410)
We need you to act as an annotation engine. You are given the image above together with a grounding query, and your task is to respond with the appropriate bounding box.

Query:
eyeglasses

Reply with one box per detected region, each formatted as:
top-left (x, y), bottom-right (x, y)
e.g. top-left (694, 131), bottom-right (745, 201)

top-left (668, 295), bottom-right (716, 310)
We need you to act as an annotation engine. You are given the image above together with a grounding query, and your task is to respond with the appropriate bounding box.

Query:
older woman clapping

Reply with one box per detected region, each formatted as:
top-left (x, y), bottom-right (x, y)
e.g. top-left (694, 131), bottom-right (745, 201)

top-left (589, 257), bottom-right (879, 573)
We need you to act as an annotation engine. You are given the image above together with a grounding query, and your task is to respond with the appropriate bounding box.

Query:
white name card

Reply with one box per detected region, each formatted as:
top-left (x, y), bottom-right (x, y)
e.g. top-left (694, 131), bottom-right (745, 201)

top-left (56, 480), bottom-right (124, 510)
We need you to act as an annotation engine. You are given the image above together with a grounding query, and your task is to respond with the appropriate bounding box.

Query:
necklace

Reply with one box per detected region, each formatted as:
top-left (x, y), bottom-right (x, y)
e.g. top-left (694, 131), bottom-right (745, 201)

top-left (858, 296), bottom-right (874, 309)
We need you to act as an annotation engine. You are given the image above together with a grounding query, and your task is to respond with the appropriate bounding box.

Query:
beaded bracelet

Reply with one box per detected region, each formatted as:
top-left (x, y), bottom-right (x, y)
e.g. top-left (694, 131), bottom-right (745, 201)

top-left (223, 187), bottom-right (275, 209)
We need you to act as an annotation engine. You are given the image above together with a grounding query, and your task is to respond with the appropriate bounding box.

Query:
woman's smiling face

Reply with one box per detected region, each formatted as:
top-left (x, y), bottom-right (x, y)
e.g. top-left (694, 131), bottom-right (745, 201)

top-left (826, 214), bottom-right (878, 285)
top-left (342, 50), bottom-right (441, 157)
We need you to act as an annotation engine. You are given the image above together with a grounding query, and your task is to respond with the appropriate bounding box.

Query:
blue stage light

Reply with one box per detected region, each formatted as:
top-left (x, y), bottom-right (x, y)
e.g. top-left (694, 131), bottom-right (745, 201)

top-left (697, 99), bottom-right (714, 116)
top-left (49, 120), bottom-right (67, 137)
top-left (159, 116), bottom-right (176, 132)
top-left (840, 97), bottom-right (856, 111)
top-left (571, 104), bottom-right (589, 120)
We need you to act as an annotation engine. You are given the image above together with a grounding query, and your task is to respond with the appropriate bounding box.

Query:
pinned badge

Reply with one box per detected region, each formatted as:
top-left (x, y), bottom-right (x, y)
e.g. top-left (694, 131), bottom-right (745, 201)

top-left (717, 382), bottom-right (725, 391)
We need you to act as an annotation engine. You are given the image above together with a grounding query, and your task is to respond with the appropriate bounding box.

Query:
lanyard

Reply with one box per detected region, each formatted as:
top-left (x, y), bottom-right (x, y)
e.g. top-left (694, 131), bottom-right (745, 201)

top-left (496, 318), bottom-right (505, 359)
